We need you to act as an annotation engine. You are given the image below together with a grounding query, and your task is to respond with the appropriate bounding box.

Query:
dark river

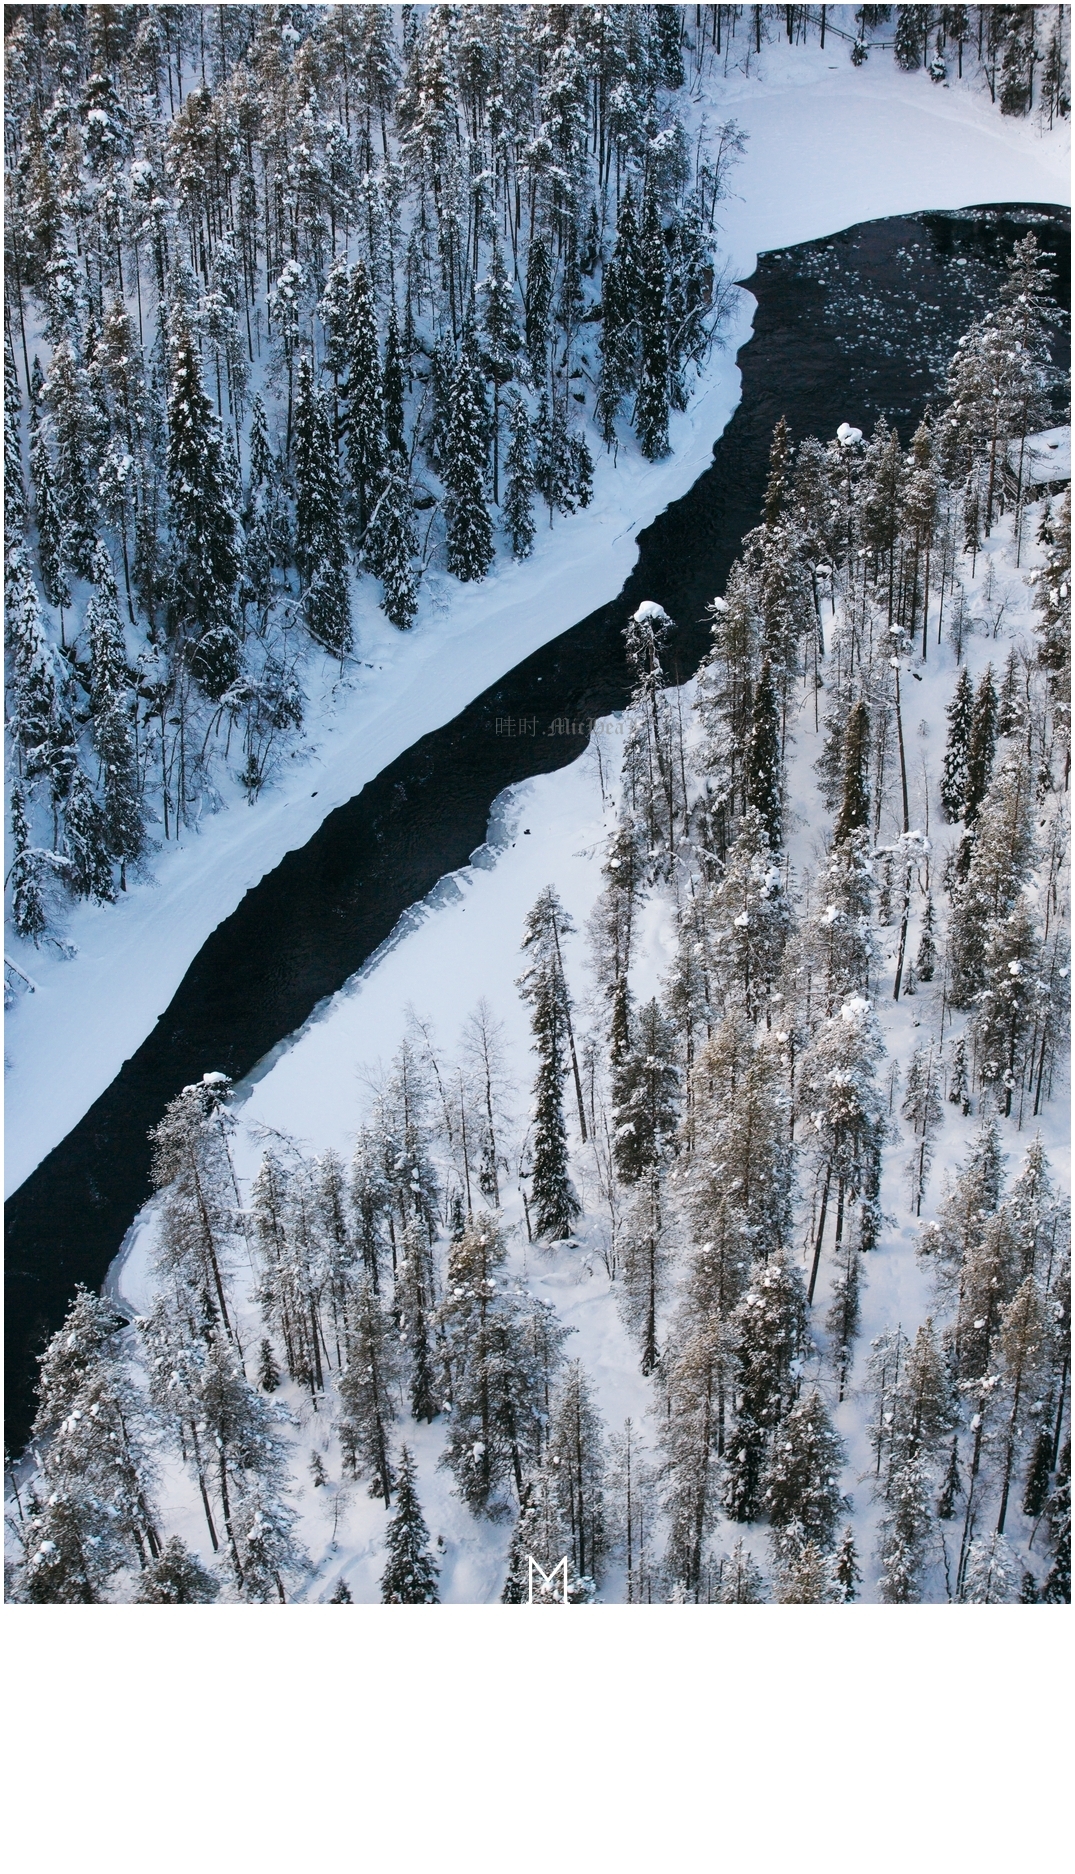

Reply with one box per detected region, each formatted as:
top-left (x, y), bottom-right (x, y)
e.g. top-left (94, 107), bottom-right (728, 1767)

top-left (5, 203), bottom-right (1069, 1452)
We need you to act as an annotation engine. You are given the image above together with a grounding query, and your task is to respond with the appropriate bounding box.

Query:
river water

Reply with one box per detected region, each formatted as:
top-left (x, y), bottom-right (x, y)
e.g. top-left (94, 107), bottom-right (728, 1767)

top-left (5, 203), bottom-right (1068, 1451)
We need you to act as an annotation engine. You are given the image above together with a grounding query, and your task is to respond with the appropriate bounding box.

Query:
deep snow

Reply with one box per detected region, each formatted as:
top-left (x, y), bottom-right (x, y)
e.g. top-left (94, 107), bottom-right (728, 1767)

top-left (107, 474), bottom-right (1070, 1602)
top-left (5, 31), bottom-right (1069, 1198)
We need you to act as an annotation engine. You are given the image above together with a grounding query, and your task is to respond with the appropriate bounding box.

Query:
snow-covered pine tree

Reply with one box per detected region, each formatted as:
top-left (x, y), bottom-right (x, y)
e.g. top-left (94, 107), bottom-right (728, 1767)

top-left (518, 885), bottom-right (587, 1235)
top-left (86, 540), bottom-right (143, 885)
top-left (149, 1074), bottom-right (242, 1347)
top-left (338, 1276), bottom-right (399, 1506)
top-left (135, 1537), bottom-right (219, 1604)
top-left (503, 394), bottom-right (536, 561)
top-left (941, 665), bottom-right (973, 822)
top-left (964, 663), bottom-right (998, 827)
top-left (725, 1255), bottom-right (810, 1523)
top-left (635, 180), bottom-right (671, 462)
top-left (833, 697), bottom-right (871, 844)
top-left (524, 233), bottom-right (552, 387)
top-left (762, 1388), bottom-right (848, 1550)
top-left (948, 754), bottom-right (1036, 1008)
top-left (480, 232), bottom-right (521, 503)
top-left (63, 764), bottom-right (115, 903)
top-left (43, 338), bottom-right (98, 579)
top-left (166, 318), bottom-right (242, 700)
top-left (364, 451), bottom-right (418, 629)
top-left (436, 1215), bottom-right (552, 1515)
top-left (611, 998), bottom-right (679, 1185)
top-left (293, 355), bottom-right (352, 655)
top-left (380, 1445), bottom-right (440, 1603)
top-left (444, 319), bottom-right (494, 582)
top-left (344, 259), bottom-right (387, 540)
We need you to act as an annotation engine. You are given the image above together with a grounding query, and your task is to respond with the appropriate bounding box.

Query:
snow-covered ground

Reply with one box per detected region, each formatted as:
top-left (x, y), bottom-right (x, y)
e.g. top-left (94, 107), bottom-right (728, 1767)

top-left (5, 33), bottom-right (1069, 1198)
top-left (107, 472), bottom-right (1069, 1601)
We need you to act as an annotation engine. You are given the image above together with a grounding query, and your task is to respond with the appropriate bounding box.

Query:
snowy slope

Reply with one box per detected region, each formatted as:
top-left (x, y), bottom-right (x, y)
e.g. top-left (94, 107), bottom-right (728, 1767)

top-left (5, 33), bottom-right (1068, 1198)
top-left (107, 476), bottom-right (1069, 1602)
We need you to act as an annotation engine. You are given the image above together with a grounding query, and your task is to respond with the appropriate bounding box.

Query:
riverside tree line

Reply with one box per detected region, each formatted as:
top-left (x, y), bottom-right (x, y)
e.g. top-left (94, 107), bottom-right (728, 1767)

top-left (6, 235), bottom-right (1069, 1603)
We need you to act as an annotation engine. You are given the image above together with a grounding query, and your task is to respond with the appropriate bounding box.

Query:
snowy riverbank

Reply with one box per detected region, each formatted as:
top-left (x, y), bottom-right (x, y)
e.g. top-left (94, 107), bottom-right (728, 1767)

top-left (6, 36), bottom-right (1068, 1201)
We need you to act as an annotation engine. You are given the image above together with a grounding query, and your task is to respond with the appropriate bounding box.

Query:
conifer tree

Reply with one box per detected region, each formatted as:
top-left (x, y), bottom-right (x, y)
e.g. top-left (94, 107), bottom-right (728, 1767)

top-left (903, 1040), bottom-right (943, 1216)
top-left (86, 542), bottom-right (143, 884)
top-left (635, 182), bottom-right (671, 462)
top-left (382, 305), bottom-right (407, 457)
top-left (365, 452), bottom-right (418, 630)
top-left (63, 765), bottom-right (115, 903)
top-left (135, 1537), bottom-right (219, 1604)
top-left (876, 1453), bottom-right (935, 1602)
top-left (745, 658), bottom-right (783, 848)
top-left (337, 1277), bottom-right (399, 1506)
top-left (381, 1446), bottom-right (440, 1603)
top-left (503, 394), bottom-right (536, 561)
top-left (834, 1527), bottom-right (861, 1601)
top-left (444, 322), bottom-right (494, 583)
top-left (941, 665), bottom-right (974, 821)
top-left (964, 663), bottom-right (998, 826)
top-left (611, 998), bottom-right (679, 1185)
top-left (1040, 1441), bottom-right (1071, 1604)
top-left (762, 1389), bottom-right (848, 1549)
top-left (725, 1256), bottom-right (809, 1523)
top-left (833, 698), bottom-right (870, 843)
top-left (44, 339), bottom-right (98, 579)
top-left (166, 319), bottom-right (241, 699)
top-left (30, 409), bottom-right (70, 619)
top-left (344, 260), bottom-right (386, 539)
top-left (713, 1541), bottom-right (769, 1604)
top-left (542, 1361), bottom-right (607, 1586)
top-left (480, 233), bottom-right (521, 503)
top-left (294, 355), bottom-right (352, 655)
top-left (8, 782), bottom-right (57, 944)
top-left (524, 234), bottom-right (552, 386)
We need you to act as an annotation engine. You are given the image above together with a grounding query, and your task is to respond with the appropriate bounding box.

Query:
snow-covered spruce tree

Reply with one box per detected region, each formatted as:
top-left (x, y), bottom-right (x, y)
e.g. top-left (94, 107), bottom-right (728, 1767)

top-left (948, 754), bottom-right (1036, 1008)
top-left (964, 664), bottom-right (998, 828)
top-left (800, 994), bottom-right (886, 1306)
top-left (381, 1446), bottom-right (440, 1604)
top-left (364, 450), bottom-right (419, 630)
top-left (8, 783), bottom-right (57, 944)
top-left (502, 394), bottom-right (536, 561)
top-left (444, 318), bottom-right (494, 583)
top-left (634, 180), bottom-right (671, 463)
top-left (436, 1215), bottom-right (556, 1516)
top-left (712, 1541), bottom-right (769, 1604)
top-left (659, 1310), bottom-right (734, 1598)
top-left (611, 998), bottom-right (679, 1185)
top-left (166, 318), bottom-right (242, 700)
top-left (338, 1275), bottom-right (399, 1506)
top-left (773, 1538), bottom-right (840, 1604)
top-left (135, 1536), bottom-right (219, 1604)
top-left (1034, 492), bottom-right (1070, 765)
top-left (4, 330), bottom-right (26, 549)
top-left (5, 542), bottom-right (77, 812)
top-left (149, 1073), bottom-right (242, 1346)
top-left (30, 393), bottom-right (71, 621)
top-left (63, 764), bottom-right (115, 904)
top-left (972, 901), bottom-right (1047, 1119)
top-left (762, 1389), bottom-right (848, 1552)
top-left (43, 338), bottom-right (99, 580)
top-left (86, 541), bottom-right (143, 886)
top-left (875, 1453), bottom-right (936, 1603)
top-left (994, 1275), bottom-right (1048, 1536)
top-left (344, 259), bottom-right (386, 540)
top-left (383, 306), bottom-right (407, 458)
top-left (19, 1285), bottom-right (162, 1596)
top-left (941, 665), bottom-right (974, 822)
top-left (518, 886), bottom-right (586, 1237)
top-left (1040, 1441), bottom-right (1071, 1604)
top-left (293, 354), bottom-right (352, 656)
top-left (705, 811), bottom-right (791, 1024)
top-left (961, 1533), bottom-right (1018, 1604)
top-left (479, 232), bottom-right (521, 504)
top-left (724, 1255), bottom-right (810, 1524)
top-left (833, 698), bottom-right (871, 845)
top-left (397, 1218), bottom-right (438, 1425)
top-left (919, 1117), bottom-right (1005, 1295)
top-left (744, 657), bottom-right (783, 850)
top-left (834, 1528), bottom-right (861, 1602)
top-left (524, 232), bottom-right (552, 388)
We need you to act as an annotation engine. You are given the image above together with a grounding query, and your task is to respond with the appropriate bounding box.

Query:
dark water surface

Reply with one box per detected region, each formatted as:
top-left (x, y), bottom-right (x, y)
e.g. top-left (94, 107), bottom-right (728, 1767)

top-left (5, 204), bottom-right (1069, 1451)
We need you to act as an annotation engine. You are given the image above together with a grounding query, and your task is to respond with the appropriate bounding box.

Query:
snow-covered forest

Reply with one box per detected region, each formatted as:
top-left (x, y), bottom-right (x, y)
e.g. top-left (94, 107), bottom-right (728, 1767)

top-left (7, 165), bottom-right (1070, 1601)
top-left (4, 4), bottom-right (1070, 956)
